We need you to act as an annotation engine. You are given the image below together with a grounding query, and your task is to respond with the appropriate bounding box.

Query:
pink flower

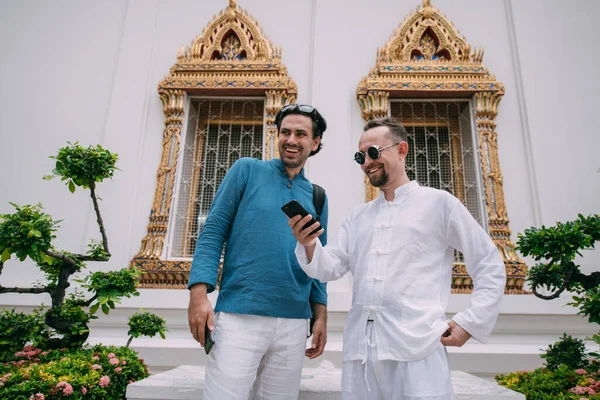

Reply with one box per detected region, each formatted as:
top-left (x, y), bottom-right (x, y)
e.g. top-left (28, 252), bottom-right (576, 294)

top-left (99, 375), bottom-right (110, 388)
top-left (114, 367), bottom-right (123, 374)
top-left (575, 369), bottom-right (588, 375)
top-left (60, 357), bottom-right (67, 362)
top-left (109, 357), bottom-right (120, 365)
top-left (122, 360), bottom-right (127, 365)
top-left (40, 351), bottom-right (49, 356)
top-left (107, 352), bottom-right (116, 358)
top-left (23, 345), bottom-right (34, 352)
top-left (129, 380), bottom-right (134, 384)
top-left (91, 364), bottom-right (102, 370)
top-left (29, 394), bottom-right (45, 400)
top-left (570, 386), bottom-right (596, 395)
top-left (14, 351), bottom-right (27, 358)
top-left (56, 381), bottom-right (73, 395)
top-left (92, 356), bottom-right (99, 361)
top-left (81, 387), bottom-right (87, 395)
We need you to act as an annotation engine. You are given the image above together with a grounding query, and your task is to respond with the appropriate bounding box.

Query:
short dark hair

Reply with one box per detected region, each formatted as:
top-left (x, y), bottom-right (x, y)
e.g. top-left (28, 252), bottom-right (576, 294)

top-left (275, 104), bottom-right (327, 156)
top-left (364, 117), bottom-right (408, 143)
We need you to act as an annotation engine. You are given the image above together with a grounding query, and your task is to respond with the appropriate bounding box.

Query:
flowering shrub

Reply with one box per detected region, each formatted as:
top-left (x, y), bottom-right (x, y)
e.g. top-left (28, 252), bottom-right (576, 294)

top-left (0, 344), bottom-right (148, 399)
top-left (497, 362), bottom-right (600, 399)
top-left (0, 145), bottom-right (164, 397)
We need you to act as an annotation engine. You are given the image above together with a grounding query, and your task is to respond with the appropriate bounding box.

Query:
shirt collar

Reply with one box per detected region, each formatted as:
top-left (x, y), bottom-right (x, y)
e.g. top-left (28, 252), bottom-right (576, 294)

top-left (377, 180), bottom-right (420, 203)
top-left (271, 158), bottom-right (305, 178)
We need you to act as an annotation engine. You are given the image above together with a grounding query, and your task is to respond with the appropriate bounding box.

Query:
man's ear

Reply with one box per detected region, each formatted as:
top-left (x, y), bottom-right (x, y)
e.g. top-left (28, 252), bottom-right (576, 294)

top-left (312, 136), bottom-right (321, 152)
top-left (398, 141), bottom-right (409, 158)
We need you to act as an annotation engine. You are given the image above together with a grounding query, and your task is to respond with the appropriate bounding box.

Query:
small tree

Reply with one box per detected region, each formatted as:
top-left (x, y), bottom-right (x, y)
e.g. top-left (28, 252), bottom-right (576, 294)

top-left (0, 143), bottom-right (158, 350)
top-left (518, 214), bottom-right (600, 323)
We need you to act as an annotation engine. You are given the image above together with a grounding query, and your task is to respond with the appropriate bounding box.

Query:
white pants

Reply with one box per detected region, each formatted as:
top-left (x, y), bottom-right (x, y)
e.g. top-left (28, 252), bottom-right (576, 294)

top-left (203, 312), bottom-right (309, 400)
top-left (342, 322), bottom-right (454, 400)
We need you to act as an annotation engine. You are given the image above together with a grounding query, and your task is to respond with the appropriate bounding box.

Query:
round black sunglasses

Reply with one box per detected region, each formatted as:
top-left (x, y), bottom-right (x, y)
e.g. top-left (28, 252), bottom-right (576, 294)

top-left (354, 143), bottom-right (399, 165)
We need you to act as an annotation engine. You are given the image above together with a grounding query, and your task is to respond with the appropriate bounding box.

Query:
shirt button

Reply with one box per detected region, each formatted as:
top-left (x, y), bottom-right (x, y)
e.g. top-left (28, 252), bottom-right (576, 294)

top-left (287, 184), bottom-right (292, 188)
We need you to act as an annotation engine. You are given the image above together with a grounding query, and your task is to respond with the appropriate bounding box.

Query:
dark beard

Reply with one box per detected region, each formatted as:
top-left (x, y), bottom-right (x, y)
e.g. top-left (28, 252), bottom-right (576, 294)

top-left (281, 157), bottom-right (306, 169)
top-left (280, 145), bottom-right (307, 169)
top-left (368, 168), bottom-right (389, 187)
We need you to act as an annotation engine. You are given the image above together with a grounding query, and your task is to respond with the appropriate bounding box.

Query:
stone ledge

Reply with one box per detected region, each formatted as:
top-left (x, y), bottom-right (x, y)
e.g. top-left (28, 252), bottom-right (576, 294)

top-left (126, 363), bottom-right (525, 400)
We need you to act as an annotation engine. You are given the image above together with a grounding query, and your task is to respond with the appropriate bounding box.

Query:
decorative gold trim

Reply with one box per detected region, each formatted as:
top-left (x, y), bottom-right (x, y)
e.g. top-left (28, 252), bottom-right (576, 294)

top-left (356, 0), bottom-right (527, 293)
top-left (131, 1), bottom-right (296, 288)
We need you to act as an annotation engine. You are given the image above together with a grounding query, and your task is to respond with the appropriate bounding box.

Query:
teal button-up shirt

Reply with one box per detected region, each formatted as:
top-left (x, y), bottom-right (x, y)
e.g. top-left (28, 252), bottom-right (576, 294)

top-left (188, 157), bottom-right (328, 319)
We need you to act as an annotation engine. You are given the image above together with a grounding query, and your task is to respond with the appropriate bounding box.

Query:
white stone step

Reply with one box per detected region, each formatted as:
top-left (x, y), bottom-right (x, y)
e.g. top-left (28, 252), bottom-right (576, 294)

top-left (126, 364), bottom-right (525, 400)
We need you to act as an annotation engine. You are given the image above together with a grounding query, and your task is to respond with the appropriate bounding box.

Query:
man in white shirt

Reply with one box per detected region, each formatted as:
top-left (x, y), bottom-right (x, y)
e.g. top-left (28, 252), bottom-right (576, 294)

top-left (288, 117), bottom-right (506, 399)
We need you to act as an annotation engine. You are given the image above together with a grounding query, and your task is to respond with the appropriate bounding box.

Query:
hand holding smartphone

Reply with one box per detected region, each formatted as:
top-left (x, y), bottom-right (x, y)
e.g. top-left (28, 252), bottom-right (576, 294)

top-left (281, 200), bottom-right (320, 235)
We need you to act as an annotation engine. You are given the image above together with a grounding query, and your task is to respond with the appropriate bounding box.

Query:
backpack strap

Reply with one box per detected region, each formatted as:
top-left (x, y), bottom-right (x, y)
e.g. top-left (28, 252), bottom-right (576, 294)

top-left (308, 183), bottom-right (326, 338)
top-left (312, 183), bottom-right (326, 222)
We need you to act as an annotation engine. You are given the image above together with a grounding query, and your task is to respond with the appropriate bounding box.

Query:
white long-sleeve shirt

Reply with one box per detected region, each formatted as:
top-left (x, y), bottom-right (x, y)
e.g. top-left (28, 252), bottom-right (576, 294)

top-left (296, 181), bottom-right (506, 362)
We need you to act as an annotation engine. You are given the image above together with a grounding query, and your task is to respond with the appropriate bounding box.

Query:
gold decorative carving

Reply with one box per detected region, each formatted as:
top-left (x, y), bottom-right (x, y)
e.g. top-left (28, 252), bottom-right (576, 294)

top-left (131, 1), bottom-right (296, 288)
top-left (356, 0), bottom-right (527, 293)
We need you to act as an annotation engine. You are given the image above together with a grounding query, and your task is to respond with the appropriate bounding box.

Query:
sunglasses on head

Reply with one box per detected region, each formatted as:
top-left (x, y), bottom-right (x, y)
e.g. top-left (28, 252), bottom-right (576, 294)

top-left (275, 104), bottom-right (327, 133)
top-left (354, 143), bottom-right (399, 165)
top-left (280, 104), bottom-right (316, 115)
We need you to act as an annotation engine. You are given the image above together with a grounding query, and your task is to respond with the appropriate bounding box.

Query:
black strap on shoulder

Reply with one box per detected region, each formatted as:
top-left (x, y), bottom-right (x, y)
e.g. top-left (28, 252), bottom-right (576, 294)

top-left (312, 183), bottom-right (325, 222)
top-left (309, 183), bottom-right (326, 338)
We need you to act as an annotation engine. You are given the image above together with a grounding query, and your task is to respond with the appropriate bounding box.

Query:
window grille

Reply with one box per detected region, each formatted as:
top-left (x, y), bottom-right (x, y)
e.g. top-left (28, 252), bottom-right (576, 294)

top-left (170, 99), bottom-right (264, 258)
top-left (390, 101), bottom-right (483, 226)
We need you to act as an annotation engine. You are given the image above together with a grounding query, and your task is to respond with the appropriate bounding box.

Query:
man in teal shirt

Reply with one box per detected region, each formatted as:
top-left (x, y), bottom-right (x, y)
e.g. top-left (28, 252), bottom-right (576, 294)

top-left (188, 104), bottom-right (329, 399)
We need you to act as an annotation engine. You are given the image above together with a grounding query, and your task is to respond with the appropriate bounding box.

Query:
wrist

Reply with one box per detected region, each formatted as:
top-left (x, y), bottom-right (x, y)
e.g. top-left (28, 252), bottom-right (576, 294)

top-left (311, 303), bottom-right (327, 321)
top-left (190, 283), bottom-right (208, 297)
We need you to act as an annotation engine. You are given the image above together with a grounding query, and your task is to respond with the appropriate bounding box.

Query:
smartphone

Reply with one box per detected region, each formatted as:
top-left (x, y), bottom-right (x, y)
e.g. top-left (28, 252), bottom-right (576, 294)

top-left (204, 322), bottom-right (214, 355)
top-left (281, 200), bottom-right (320, 235)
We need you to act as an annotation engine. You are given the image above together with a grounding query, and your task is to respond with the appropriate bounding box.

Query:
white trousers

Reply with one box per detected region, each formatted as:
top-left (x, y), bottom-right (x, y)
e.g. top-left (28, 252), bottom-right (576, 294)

top-left (203, 312), bottom-right (309, 400)
top-left (342, 322), bottom-right (454, 400)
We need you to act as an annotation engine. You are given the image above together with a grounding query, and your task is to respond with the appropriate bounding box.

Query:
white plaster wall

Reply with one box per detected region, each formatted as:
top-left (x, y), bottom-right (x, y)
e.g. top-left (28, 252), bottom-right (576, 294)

top-left (0, 0), bottom-right (598, 315)
top-left (510, 0), bottom-right (600, 274)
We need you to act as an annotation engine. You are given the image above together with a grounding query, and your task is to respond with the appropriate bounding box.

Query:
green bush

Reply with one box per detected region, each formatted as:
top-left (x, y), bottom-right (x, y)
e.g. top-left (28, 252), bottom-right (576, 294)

top-left (0, 344), bottom-right (149, 399)
top-left (518, 214), bottom-right (600, 323)
top-left (0, 142), bottom-right (166, 398)
top-left (542, 334), bottom-right (590, 371)
top-left (497, 215), bottom-right (600, 398)
top-left (127, 312), bottom-right (168, 348)
top-left (0, 203), bottom-right (58, 264)
top-left (497, 363), bottom-right (600, 400)
top-left (0, 310), bottom-right (39, 359)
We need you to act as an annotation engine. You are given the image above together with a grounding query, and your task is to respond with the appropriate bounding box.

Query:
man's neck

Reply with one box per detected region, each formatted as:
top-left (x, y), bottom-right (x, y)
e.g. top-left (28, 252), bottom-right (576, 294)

top-left (285, 165), bottom-right (303, 180)
top-left (381, 173), bottom-right (411, 201)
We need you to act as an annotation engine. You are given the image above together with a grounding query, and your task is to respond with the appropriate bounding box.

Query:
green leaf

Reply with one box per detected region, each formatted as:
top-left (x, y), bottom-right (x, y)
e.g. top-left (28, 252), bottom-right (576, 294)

top-left (68, 180), bottom-right (76, 193)
top-left (101, 304), bottom-right (110, 315)
top-left (159, 331), bottom-right (166, 339)
top-left (1, 248), bottom-right (10, 262)
top-left (90, 303), bottom-right (100, 314)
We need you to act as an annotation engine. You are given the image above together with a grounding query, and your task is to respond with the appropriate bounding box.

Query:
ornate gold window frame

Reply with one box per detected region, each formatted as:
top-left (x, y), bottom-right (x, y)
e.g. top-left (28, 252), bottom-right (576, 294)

top-left (356, 0), bottom-right (527, 293)
top-left (131, 1), bottom-right (297, 288)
